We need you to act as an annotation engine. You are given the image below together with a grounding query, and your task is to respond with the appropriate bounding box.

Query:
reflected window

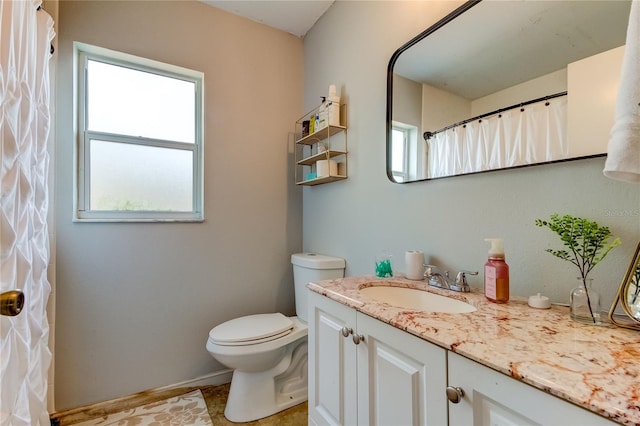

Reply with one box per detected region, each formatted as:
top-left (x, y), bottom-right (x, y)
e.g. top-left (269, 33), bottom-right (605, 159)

top-left (75, 43), bottom-right (204, 221)
top-left (391, 127), bottom-right (409, 182)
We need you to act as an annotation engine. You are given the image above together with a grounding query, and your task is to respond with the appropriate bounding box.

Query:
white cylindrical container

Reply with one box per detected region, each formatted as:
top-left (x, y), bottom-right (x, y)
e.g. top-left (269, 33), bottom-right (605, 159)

top-left (327, 84), bottom-right (341, 127)
top-left (405, 250), bottom-right (425, 280)
top-left (291, 253), bottom-right (346, 323)
top-left (317, 159), bottom-right (338, 177)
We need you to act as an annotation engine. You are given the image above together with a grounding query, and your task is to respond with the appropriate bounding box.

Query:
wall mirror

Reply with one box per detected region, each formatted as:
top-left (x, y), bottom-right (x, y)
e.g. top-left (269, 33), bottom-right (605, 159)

top-left (609, 242), bottom-right (640, 331)
top-left (386, 0), bottom-right (631, 183)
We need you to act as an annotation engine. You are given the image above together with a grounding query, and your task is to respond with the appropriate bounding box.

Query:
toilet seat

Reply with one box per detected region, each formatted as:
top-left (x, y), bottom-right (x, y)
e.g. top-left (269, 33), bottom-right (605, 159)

top-left (209, 313), bottom-right (294, 346)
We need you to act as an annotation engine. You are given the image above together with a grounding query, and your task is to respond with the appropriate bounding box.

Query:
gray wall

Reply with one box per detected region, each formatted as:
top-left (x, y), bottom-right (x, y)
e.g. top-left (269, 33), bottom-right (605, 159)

top-left (54, 1), bottom-right (303, 410)
top-left (302, 2), bottom-right (639, 308)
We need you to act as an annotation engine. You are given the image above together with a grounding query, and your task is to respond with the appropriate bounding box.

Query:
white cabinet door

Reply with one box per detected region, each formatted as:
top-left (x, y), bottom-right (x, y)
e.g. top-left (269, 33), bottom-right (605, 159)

top-left (357, 313), bottom-right (448, 426)
top-left (447, 352), bottom-right (618, 426)
top-left (308, 291), bottom-right (358, 426)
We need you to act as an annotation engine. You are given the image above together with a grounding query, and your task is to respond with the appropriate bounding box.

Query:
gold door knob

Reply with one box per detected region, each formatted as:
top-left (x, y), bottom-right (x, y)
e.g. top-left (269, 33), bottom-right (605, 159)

top-left (1, 290), bottom-right (25, 317)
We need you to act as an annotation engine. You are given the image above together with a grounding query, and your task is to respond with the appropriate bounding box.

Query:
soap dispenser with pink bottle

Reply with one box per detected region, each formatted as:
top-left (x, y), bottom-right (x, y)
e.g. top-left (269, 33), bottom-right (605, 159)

top-left (484, 238), bottom-right (509, 303)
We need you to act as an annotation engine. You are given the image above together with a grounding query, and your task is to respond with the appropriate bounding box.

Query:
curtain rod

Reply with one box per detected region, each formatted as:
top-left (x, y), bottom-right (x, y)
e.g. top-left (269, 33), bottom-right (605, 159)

top-left (424, 91), bottom-right (567, 141)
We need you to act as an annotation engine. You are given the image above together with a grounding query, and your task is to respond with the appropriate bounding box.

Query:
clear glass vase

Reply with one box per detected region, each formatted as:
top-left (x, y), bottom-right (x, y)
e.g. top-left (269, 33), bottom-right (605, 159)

top-left (570, 277), bottom-right (602, 325)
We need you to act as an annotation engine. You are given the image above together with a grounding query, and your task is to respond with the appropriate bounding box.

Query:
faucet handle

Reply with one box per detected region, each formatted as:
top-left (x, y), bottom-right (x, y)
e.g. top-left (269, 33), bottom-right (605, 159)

top-left (424, 264), bottom-right (438, 278)
top-left (455, 270), bottom-right (478, 285)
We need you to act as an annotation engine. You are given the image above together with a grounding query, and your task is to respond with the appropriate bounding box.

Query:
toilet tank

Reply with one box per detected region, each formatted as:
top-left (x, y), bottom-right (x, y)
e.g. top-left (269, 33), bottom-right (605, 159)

top-left (291, 253), bottom-right (345, 323)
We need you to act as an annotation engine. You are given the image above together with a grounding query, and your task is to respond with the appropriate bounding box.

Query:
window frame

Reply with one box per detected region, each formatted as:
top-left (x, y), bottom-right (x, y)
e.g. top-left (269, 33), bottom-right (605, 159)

top-left (74, 42), bottom-right (204, 222)
top-left (391, 125), bottom-right (410, 183)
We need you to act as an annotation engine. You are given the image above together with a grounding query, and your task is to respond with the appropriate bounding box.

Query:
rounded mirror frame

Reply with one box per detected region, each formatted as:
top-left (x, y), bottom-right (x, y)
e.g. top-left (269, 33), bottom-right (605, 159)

top-left (609, 241), bottom-right (640, 330)
top-left (386, 0), bottom-right (630, 183)
top-left (385, 1), bottom-right (479, 183)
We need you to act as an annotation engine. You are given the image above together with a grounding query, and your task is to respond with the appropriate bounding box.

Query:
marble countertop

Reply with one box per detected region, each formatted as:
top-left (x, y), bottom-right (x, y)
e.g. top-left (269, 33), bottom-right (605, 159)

top-left (307, 275), bottom-right (640, 426)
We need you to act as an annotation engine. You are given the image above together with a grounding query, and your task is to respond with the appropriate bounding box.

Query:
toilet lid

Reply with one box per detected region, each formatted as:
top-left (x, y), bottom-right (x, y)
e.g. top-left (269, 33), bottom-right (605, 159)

top-left (209, 313), bottom-right (294, 345)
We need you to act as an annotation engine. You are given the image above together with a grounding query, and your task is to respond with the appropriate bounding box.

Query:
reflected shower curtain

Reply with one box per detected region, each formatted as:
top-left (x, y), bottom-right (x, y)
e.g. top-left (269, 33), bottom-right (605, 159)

top-left (1, 1), bottom-right (55, 424)
top-left (428, 97), bottom-right (567, 178)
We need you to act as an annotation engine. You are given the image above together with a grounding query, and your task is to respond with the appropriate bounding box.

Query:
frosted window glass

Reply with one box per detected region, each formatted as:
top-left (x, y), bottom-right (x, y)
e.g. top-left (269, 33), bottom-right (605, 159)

top-left (87, 60), bottom-right (195, 143)
top-left (392, 129), bottom-right (406, 171)
top-left (90, 140), bottom-right (193, 211)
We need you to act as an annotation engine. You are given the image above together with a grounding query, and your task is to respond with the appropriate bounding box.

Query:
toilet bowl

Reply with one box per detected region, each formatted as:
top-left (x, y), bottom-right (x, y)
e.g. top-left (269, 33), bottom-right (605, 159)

top-left (206, 313), bottom-right (308, 423)
top-left (206, 253), bottom-right (345, 422)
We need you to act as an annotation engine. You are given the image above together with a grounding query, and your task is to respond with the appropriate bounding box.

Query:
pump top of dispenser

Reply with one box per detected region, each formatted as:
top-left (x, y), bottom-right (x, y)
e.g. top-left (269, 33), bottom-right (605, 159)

top-left (329, 84), bottom-right (338, 98)
top-left (485, 238), bottom-right (505, 258)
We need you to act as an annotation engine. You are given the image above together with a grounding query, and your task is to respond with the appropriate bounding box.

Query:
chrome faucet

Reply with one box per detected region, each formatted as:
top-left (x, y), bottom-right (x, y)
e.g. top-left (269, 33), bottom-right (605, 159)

top-left (424, 265), bottom-right (477, 293)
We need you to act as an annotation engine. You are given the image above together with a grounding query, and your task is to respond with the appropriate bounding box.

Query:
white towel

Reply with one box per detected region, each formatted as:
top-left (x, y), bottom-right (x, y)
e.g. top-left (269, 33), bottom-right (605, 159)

top-left (603, 0), bottom-right (640, 184)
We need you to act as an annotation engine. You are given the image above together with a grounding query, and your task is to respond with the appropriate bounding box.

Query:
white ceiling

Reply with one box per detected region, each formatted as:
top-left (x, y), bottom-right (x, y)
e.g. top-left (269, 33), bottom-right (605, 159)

top-left (200, 0), bottom-right (334, 37)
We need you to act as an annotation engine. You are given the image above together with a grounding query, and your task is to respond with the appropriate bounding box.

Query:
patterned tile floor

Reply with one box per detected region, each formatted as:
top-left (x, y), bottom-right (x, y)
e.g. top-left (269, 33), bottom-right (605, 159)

top-left (202, 384), bottom-right (307, 426)
top-left (52, 383), bottom-right (307, 425)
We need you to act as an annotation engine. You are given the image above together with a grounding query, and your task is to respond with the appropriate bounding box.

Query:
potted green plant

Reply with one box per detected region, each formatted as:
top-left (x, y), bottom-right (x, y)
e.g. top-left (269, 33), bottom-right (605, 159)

top-left (535, 214), bottom-right (621, 324)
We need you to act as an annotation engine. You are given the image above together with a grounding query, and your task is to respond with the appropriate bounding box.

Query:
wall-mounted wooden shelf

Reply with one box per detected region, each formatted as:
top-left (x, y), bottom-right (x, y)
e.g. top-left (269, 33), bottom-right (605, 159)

top-left (294, 104), bottom-right (347, 186)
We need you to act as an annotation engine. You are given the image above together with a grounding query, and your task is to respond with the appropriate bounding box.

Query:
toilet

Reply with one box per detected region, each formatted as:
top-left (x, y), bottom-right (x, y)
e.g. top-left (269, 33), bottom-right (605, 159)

top-left (206, 253), bottom-right (346, 422)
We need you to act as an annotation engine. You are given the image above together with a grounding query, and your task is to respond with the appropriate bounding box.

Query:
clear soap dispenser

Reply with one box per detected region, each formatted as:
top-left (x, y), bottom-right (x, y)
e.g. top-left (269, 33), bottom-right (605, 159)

top-left (484, 238), bottom-right (509, 303)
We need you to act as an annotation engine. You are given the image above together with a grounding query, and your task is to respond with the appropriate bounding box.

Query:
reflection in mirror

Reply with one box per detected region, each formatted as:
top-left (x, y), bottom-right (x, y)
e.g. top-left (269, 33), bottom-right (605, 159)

top-left (609, 242), bottom-right (640, 330)
top-left (626, 261), bottom-right (640, 320)
top-left (387, 0), bottom-right (632, 183)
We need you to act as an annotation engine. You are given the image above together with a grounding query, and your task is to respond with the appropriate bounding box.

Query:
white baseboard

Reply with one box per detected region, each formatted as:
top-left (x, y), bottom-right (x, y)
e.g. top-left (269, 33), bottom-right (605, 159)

top-left (156, 369), bottom-right (234, 391)
top-left (50, 369), bottom-right (234, 418)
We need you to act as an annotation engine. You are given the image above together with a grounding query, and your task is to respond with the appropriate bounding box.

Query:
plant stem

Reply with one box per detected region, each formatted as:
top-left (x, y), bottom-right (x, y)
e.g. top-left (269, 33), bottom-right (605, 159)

top-left (581, 277), bottom-right (596, 324)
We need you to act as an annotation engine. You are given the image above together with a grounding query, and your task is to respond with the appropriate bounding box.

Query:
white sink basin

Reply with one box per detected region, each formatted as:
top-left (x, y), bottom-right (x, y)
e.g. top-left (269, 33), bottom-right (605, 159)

top-left (359, 285), bottom-right (477, 313)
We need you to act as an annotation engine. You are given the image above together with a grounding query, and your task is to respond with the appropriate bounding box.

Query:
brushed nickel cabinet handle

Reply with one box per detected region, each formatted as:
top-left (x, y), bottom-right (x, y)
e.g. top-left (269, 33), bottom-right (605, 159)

top-left (352, 334), bottom-right (365, 345)
top-left (341, 327), bottom-right (353, 337)
top-left (446, 386), bottom-right (464, 403)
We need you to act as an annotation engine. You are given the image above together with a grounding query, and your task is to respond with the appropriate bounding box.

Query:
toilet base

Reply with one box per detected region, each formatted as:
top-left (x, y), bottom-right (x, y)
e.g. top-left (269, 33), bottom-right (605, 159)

top-left (224, 338), bottom-right (308, 423)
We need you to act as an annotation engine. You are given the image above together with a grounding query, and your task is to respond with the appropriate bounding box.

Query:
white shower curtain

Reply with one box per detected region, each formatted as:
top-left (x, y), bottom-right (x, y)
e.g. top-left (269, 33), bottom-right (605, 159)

top-left (1, 1), bottom-right (55, 424)
top-left (427, 96), bottom-right (567, 178)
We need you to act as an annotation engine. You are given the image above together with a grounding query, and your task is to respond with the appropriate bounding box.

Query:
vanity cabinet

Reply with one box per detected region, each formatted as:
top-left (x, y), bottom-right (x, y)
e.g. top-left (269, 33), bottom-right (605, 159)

top-left (309, 291), bottom-right (618, 426)
top-left (447, 352), bottom-right (617, 426)
top-left (294, 104), bottom-right (347, 186)
top-left (308, 291), bottom-right (447, 426)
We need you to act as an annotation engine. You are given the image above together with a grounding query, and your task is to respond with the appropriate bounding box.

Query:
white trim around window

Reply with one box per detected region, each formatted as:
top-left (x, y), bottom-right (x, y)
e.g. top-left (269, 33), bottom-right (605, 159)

top-left (74, 42), bottom-right (204, 222)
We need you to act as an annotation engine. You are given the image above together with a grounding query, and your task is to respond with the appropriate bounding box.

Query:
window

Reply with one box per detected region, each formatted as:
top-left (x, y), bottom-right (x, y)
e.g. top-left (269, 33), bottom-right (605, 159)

top-left (391, 127), bottom-right (409, 183)
top-left (75, 43), bottom-right (204, 221)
